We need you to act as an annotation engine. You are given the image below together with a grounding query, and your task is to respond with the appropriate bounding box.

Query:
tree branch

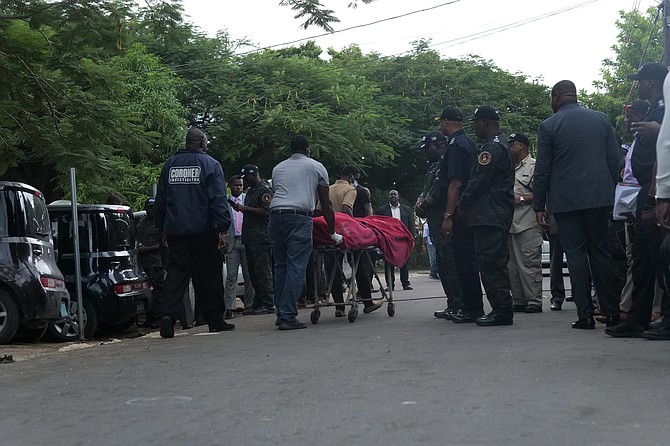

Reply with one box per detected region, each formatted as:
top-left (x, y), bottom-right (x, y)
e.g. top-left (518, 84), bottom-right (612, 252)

top-left (0, 0), bottom-right (78, 21)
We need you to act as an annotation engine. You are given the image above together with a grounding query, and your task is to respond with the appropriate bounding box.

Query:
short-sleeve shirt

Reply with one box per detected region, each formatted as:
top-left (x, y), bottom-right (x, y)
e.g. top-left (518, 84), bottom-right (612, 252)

top-left (328, 179), bottom-right (356, 212)
top-left (510, 154), bottom-right (539, 234)
top-left (352, 185), bottom-right (371, 217)
top-left (136, 216), bottom-right (162, 269)
top-left (270, 153), bottom-right (329, 212)
top-left (437, 128), bottom-right (477, 189)
top-left (243, 180), bottom-right (273, 245)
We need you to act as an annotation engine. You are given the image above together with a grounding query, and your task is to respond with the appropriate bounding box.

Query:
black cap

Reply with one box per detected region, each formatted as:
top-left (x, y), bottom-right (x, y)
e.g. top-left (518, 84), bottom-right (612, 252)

top-left (508, 132), bottom-right (530, 147)
top-left (144, 197), bottom-right (155, 208)
top-left (468, 105), bottom-right (500, 121)
top-left (419, 131), bottom-right (447, 150)
top-left (239, 164), bottom-right (259, 178)
top-left (627, 62), bottom-right (668, 82)
top-left (626, 99), bottom-right (650, 114)
top-left (439, 106), bottom-right (463, 121)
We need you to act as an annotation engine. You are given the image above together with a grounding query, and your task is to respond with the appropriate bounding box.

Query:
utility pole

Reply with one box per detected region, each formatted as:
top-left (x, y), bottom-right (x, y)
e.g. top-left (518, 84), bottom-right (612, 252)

top-left (665, 0), bottom-right (670, 65)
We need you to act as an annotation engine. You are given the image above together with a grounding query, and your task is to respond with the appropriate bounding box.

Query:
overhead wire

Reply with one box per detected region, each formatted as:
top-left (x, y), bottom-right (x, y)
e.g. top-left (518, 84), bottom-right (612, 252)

top-left (235, 0), bottom-right (464, 56)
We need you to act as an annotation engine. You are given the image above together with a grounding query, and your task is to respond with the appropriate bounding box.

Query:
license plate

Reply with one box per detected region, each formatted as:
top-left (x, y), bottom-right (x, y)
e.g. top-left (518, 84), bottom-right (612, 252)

top-left (60, 301), bottom-right (68, 318)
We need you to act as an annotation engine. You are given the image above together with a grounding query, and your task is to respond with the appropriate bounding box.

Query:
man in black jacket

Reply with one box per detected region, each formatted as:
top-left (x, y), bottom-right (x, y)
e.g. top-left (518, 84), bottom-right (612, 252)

top-left (607, 63), bottom-right (668, 338)
top-left (534, 80), bottom-right (620, 330)
top-left (155, 128), bottom-right (234, 338)
top-left (376, 190), bottom-right (415, 290)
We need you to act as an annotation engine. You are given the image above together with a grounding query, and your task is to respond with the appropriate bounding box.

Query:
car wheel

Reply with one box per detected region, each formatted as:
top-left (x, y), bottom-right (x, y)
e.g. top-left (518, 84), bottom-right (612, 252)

top-left (0, 290), bottom-right (20, 344)
top-left (46, 298), bottom-right (98, 341)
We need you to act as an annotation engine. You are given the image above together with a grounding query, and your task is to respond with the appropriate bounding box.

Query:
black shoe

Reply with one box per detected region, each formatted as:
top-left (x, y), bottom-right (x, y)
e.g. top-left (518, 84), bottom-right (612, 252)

top-left (550, 302), bottom-right (562, 311)
top-left (475, 312), bottom-right (513, 326)
top-left (452, 309), bottom-right (478, 323)
top-left (402, 284), bottom-right (413, 290)
top-left (242, 308), bottom-right (254, 316)
top-left (572, 317), bottom-right (595, 330)
top-left (565, 295), bottom-right (574, 302)
top-left (278, 319), bottom-right (307, 330)
top-left (159, 316), bottom-right (174, 338)
top-left (605, 320), bottom-right (646, 337)
top-left (605, 315), bottom-right (621, 328)
top-left (641, 324), bottom-right (670, 340)
top-left (524, 305), bottom-right (542, 313)
top-left (252, 307), bottom-right (275, 315)
top-left (224, 310), bottom-right (234, 320)
top-left (181, 323), bottom-right (193, 330)
top-left (434, 308), bottom-right (450, 319)
top-left (209, 321), bottom-right (235, 332)
top-left (512, 304), bottom-right (526, 313)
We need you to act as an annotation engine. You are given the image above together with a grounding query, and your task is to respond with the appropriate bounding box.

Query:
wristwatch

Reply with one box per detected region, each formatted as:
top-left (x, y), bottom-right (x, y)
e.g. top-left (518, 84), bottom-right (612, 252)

top-left (519, 196), bottom-right (525, 205)
top-left (443, 212), bottom-right (452, 220)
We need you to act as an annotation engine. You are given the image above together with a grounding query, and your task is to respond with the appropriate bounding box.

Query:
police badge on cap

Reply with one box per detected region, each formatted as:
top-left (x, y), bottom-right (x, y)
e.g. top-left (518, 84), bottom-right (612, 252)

top-left (239, 164), bottom-right (259, 178)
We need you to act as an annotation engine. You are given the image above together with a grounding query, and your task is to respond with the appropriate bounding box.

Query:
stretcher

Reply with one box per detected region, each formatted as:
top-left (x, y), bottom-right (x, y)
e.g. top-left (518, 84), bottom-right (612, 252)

top-left (309, 245), bottom-right (395, 324)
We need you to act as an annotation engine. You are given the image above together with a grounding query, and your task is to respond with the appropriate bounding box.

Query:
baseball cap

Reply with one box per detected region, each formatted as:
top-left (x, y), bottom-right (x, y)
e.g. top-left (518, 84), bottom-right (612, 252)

top-left (507, 132), bottom-right (530, 147)
top-left (419, 131), bottom-right (447, 150)
top-left (439, 106), bottom-right (463, 121)
top-left (468, 105), bottom-right (500, 121)
top-left (239, 164), bottom-right (259, 178)
top-left (144, 197), bottom-right (155, 207)
top-left (627, 62), bottom-right (668, 82)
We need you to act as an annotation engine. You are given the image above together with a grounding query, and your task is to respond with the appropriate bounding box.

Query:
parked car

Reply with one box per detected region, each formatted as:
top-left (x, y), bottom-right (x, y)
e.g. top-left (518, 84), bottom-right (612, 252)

top-left (46, 203), bottom-right (152, 340)
top-left (0, 182), bottom-right (70, 344)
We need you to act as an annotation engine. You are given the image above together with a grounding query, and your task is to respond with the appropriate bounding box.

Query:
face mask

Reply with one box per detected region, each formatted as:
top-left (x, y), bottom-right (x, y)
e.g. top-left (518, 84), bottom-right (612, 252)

top-left (352, 180), bottom-right (359, 187)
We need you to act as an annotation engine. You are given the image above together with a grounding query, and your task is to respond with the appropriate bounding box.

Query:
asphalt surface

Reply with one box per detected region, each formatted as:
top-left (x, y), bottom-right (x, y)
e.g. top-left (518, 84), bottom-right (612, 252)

top-left (1, 272), bottom-right (669, 446)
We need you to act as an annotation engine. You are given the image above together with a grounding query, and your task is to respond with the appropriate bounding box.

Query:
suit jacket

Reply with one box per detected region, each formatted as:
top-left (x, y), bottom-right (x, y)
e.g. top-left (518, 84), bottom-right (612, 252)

top-left (534, 102), bottom-right (619, 214)
top-left (375, 203), bottom-right (416, 237)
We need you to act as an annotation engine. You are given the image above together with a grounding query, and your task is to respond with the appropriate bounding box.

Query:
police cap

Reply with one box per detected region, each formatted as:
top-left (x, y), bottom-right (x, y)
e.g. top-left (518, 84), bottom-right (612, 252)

top-left (240, 164), bottom-right (259, 178)
top-left (627, 62), bottom-right (668, 82)
top-left (419, 131), bottom-right (447, 150)
top-left (507, 132), bottom-right (530, 147)
top-left (468, 105), bottom-right (500, 121)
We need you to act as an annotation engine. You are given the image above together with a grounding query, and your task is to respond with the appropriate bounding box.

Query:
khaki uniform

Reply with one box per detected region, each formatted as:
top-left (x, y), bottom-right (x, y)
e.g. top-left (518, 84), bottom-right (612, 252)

top-left (508, 155), bottom-right (543, 308)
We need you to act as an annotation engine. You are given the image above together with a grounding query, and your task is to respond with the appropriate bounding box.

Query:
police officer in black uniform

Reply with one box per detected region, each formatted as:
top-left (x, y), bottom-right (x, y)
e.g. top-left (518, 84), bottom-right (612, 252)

top-left (415, 130), bottom-right (464, 319)
top-left (456, 106), bottom-right (515, 326)
top-left (234, 164), bottom-right (275, 314)
top-left (155, 128), bottom-right (234, 338)
top-left (438, 106), bottom-right (484, 323)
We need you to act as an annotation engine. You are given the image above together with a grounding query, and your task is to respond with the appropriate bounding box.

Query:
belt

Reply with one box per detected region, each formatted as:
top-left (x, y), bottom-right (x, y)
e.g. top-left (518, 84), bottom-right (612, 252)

top-left (270, 208), bottom-right (313, 217)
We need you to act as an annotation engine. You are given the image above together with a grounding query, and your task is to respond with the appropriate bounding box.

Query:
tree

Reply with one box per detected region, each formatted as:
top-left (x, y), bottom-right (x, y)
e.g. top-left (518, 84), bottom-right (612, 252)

top-left (279, 0), bottom-right (376, 32)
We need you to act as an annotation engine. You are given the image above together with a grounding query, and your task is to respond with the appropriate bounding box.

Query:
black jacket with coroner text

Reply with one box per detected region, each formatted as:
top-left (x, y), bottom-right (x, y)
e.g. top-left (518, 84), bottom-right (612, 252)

top-left (457, 133), bottom-right (514, 229)
top-left (155, 148), bottom-right (231, 236)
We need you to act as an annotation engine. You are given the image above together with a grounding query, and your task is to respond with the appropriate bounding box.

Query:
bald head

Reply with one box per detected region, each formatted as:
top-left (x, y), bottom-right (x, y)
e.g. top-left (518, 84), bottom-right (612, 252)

top-left (186, 128), bottom-right (207, 150)
top-left (551, 80), bottom-right (577, 112)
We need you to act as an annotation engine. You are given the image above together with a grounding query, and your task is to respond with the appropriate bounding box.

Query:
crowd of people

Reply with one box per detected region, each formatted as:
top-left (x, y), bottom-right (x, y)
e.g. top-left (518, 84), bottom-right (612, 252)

top-left (140, 64), bottom-right (670, 340)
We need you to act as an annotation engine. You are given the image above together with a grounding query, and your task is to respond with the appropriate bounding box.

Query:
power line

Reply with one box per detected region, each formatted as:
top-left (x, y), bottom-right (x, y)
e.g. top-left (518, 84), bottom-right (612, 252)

top-left (235, 0), bottom-right (464, 56)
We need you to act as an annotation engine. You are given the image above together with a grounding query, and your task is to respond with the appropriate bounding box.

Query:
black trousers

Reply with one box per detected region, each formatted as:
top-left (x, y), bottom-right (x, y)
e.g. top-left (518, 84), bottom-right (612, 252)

top-left (553, 207), bottom-right (619, 319)
top-left (385, 262), bottom-right (410, 288)
top-left (548, 233), bottom-right (566, 304)
top-left (326, 249), bottom-right (375, 309)
top-left (628, 222), bottom-right (667, 325)
top-left (472, 225), bottom-right (513, 314)
top-left (428, 217), bottom-right (463, 310)
top-left (162, 233), bottom-right (225, 327)
top-left (452, 215), bottom-right (483, 315)
top-left (245, 243), bottom-right (275, 310)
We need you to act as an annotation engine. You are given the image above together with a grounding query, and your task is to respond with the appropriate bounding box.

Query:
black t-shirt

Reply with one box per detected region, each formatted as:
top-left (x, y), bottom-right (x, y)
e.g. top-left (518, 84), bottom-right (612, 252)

top-left (352, 185), bottom-right (371, 218)
top-left (437, 128), bottom-right (478, 189)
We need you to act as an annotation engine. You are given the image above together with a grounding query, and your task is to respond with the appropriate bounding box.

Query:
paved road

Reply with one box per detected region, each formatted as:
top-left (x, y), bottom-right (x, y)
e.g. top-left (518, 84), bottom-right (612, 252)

top-left (1, 272), bottom-right (669, 446)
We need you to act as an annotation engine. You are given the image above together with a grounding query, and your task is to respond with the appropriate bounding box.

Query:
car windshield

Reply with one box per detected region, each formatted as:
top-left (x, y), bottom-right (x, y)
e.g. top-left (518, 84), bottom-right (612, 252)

top-left (51, 209), bottom-right (136, 254)
top-left (93, 211), bottom-right (135, 251)
top-left (0, 189), bottom-right (50, 241)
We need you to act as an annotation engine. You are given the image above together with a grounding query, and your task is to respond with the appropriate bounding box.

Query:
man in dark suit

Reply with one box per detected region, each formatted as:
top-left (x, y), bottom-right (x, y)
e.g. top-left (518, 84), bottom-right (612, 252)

top-left (534, 80), bottom-right (621, 330)
top-left (376, 190), bottom-right (415, 290)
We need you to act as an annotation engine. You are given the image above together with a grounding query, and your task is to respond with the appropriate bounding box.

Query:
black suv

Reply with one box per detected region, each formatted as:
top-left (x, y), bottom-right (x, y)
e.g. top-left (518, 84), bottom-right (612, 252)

top-left (47, 204), bottom-right (152, 340)
top-left (0, 182), bottom-right (70, 344)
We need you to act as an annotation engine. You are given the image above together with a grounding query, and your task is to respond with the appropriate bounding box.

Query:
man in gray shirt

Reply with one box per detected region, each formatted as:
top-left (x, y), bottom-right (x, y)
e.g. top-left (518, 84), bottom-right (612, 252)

top-left (270, 135), bottom-right (338, 330)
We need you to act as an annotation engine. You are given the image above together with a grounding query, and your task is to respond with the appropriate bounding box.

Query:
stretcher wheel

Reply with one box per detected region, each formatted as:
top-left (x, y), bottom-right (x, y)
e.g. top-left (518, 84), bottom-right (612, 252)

top-left (347, 306), bottom-right (358, 323)
top-left (310, 309), bottom-right (320, 324)
top-left (387, 302), bottom-right (395, 317)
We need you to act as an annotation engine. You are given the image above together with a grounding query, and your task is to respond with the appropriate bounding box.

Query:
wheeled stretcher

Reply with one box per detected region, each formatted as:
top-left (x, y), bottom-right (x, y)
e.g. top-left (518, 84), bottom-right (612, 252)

top-left (309, 245), bottom-right (395, 324)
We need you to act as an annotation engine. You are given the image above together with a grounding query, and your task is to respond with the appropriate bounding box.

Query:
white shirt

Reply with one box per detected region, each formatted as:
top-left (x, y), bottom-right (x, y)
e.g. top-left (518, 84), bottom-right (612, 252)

top-left (390, 203), bottom-right (401, 220)
top-left (230, 193), bottom-right (245, 237)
